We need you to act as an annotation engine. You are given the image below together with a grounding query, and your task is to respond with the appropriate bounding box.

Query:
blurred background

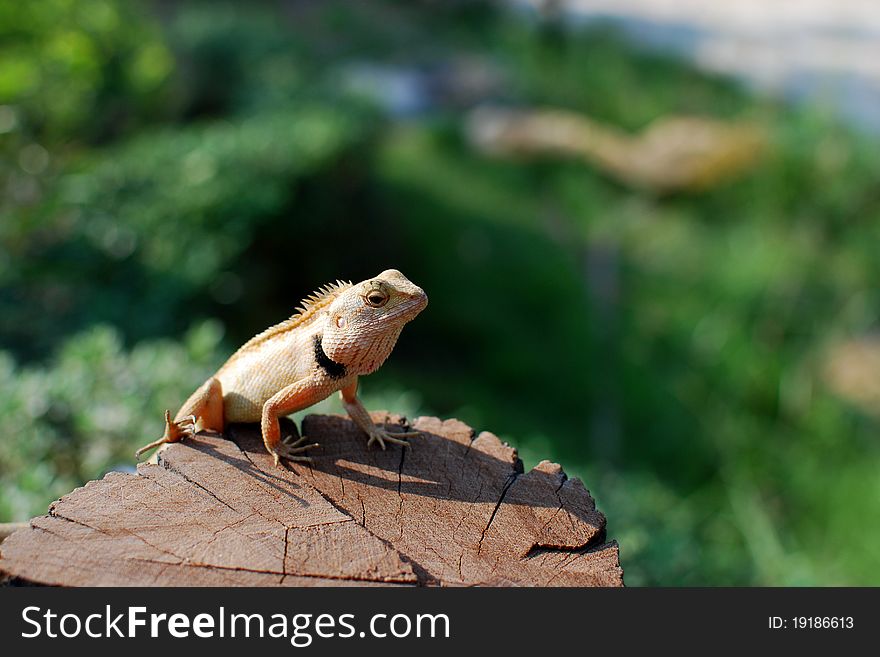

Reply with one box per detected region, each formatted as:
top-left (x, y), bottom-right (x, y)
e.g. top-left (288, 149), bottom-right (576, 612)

top-left (2, 0), bottom-right (879, 586)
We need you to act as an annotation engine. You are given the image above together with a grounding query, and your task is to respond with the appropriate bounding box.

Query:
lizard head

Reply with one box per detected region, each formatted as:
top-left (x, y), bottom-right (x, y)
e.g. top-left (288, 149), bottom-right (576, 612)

top-left (322, 269), bottom-right (428, 374)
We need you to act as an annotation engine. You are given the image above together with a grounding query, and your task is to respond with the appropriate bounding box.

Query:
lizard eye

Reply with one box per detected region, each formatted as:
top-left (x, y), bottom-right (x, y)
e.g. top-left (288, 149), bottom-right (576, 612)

top-left (364, 290), bottom-right (389, 308)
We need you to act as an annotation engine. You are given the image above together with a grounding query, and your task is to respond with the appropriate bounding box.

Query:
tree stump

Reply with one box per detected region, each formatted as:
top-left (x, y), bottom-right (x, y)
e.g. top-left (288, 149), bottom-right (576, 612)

top-left (0, 414), bottom-right (623, 586)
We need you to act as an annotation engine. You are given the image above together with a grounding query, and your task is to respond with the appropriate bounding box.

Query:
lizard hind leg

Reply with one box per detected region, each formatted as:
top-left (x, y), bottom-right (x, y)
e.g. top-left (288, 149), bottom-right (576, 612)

top-left (135, 377), bottom-right (225, 460)
top-left (134, 409), bottom-right (194, 459)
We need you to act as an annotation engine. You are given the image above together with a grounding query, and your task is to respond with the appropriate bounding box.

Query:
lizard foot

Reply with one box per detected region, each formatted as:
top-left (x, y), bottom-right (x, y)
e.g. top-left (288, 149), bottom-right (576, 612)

top-left (271, 434), bottom-right (320, 468)
top-left (365, 426), bottom-right (421, 450)
top-left (135, 410), bottom-right (197, 460)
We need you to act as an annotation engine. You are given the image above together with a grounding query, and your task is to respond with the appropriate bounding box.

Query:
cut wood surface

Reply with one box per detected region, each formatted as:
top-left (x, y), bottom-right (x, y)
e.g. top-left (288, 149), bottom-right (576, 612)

top-left (0, 413), bottom-right (623, 586)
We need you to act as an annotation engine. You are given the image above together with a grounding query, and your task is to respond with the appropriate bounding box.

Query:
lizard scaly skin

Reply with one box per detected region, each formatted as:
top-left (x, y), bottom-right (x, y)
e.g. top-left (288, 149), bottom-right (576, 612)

top-left (135, 269), bottom-right (428, 467)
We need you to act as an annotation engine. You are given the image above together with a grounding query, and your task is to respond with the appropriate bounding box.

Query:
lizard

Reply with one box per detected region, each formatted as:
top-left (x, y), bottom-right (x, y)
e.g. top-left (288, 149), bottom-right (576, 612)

top-left (135, 269), bottom-right (428, 467)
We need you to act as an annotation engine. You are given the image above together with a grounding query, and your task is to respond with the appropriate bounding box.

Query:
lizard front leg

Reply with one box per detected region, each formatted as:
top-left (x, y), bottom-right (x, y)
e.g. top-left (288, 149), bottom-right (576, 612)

top-left (261, 380), bottom-right (324, 467)
top-left (340, 379), bottom-right (421, 450)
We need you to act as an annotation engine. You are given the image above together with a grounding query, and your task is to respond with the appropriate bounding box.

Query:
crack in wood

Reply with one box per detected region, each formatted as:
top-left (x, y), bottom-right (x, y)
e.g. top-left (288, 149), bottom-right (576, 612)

top-left (123, 554), bottom-right (417, 585)
top-left (476, 471), bottom-right (520, 555)
top-left (157, 454), bottom-right (238, 513)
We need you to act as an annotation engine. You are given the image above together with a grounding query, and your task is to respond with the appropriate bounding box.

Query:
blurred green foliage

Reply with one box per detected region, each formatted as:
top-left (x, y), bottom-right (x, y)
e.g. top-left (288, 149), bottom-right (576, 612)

top-left (0, 321), bottom-right (221, 521)
top-left (1, 106), bottom-right (371, 356)
top-left (0, 0), bottom-right (172, 141)
top-left (1, 0), bottom-right (879, 586)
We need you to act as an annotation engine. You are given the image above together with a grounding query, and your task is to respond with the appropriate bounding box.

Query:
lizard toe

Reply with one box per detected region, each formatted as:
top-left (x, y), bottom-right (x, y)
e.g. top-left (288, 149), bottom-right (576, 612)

top-left (366, 429), bottom-right (416, 450)
top-left (271, 439), bottom-right (320, 467)
top-left (134, 411), bottom-right (198, 459)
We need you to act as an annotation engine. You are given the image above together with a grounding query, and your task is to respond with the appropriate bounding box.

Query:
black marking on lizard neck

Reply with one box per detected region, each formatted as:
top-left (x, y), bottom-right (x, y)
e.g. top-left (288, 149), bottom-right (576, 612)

top-left (314, 334), bottom-right (347, 380)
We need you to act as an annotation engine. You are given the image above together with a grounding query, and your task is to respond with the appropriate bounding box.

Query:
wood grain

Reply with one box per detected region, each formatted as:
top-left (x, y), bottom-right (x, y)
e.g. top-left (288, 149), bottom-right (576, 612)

top-left (0, 413), bottom-right (623, 587)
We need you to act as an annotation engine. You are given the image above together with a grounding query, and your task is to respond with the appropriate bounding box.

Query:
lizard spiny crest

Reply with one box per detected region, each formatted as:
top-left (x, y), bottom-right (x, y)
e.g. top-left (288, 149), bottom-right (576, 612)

top-left (293, 280), bottom-right (353, 317)
top-left (227, 279), bottom-right (352, 360)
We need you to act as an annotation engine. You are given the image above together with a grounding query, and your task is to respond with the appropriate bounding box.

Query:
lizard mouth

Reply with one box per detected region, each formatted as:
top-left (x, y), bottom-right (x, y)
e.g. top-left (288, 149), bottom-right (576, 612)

top-left (392, 291), bottom-right (428, 322)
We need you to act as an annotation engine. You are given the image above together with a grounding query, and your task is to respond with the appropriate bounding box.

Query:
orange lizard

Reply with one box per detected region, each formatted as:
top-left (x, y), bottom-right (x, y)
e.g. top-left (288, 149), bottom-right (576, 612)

top-left (135, 269), bottom-right (428, 466)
